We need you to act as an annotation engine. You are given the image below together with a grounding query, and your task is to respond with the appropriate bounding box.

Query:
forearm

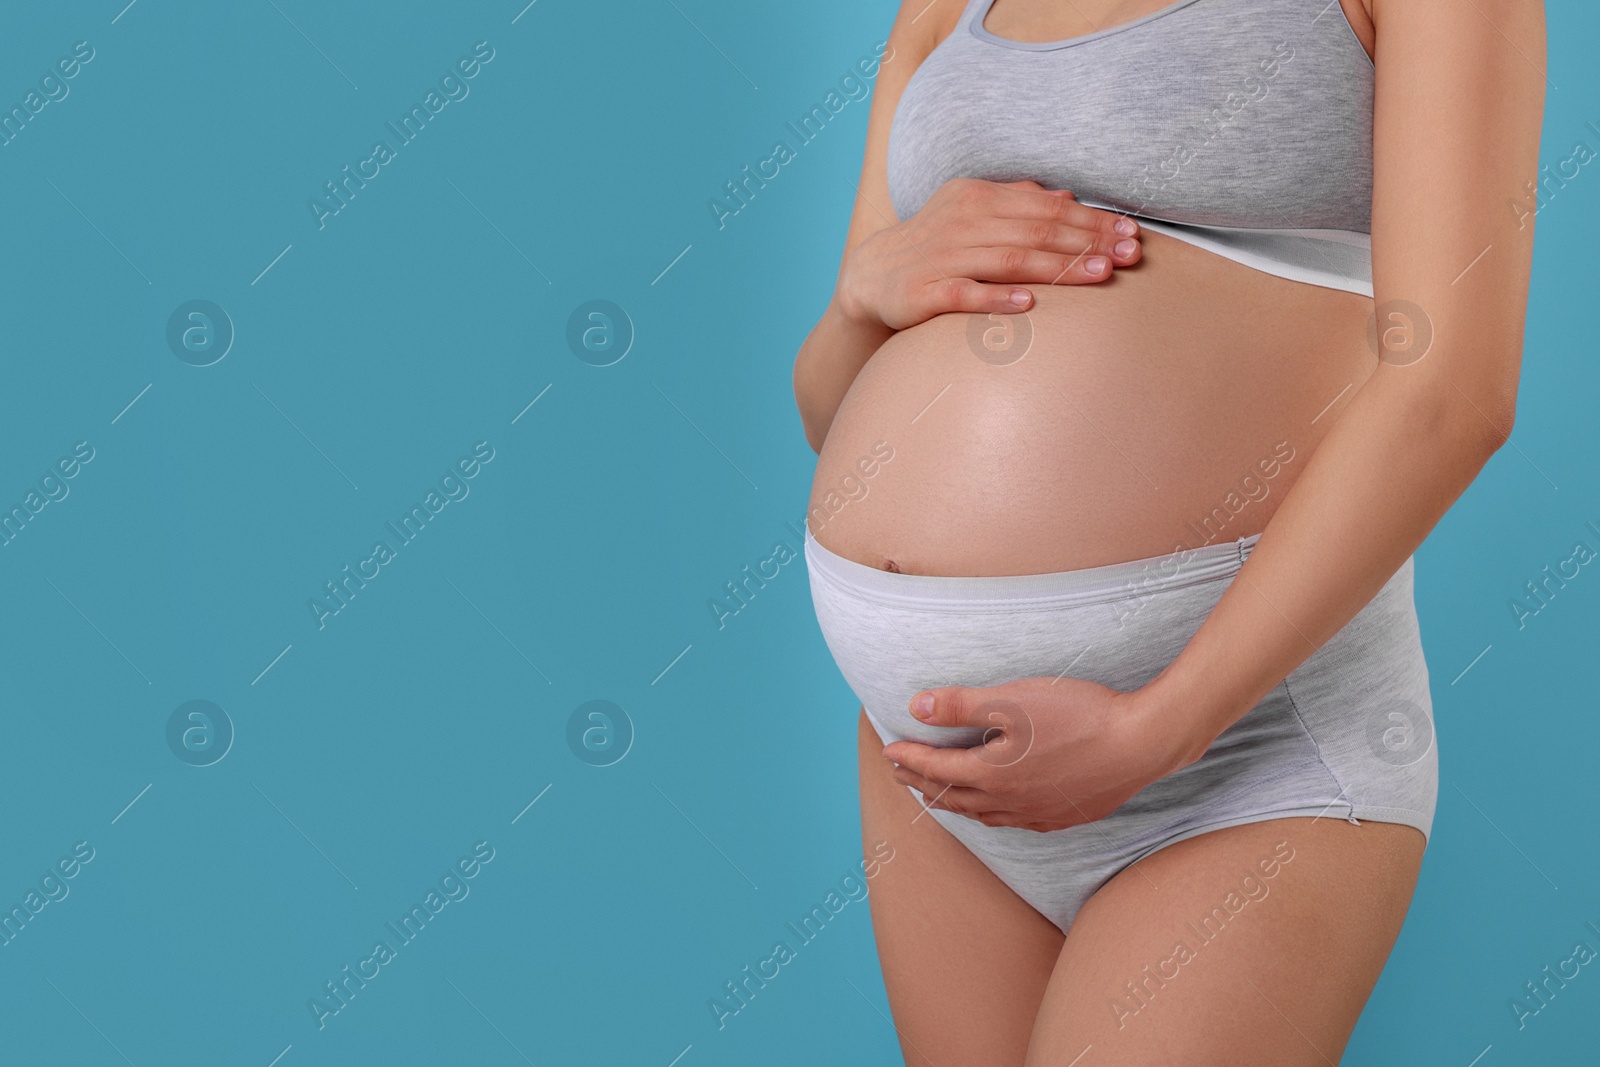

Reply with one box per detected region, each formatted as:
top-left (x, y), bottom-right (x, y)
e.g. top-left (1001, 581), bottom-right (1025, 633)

top-left (1144, 363), bottom-right (1508, 768)
top-left (793, 295), bottom-right (894, 453)
top-left (1138, 0), bottom-right (1543, 768)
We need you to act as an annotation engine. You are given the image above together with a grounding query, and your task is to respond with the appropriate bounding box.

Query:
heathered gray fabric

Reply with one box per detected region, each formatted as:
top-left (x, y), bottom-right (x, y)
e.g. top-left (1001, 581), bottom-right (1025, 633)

top-left (805, 527), bottom-right (1437, 935)
top-left (886, 0), bottom-right (1378, 295)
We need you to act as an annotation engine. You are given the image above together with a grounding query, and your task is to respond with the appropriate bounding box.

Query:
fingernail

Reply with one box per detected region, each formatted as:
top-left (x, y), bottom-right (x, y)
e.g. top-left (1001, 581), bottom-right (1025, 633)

top-left (1086, 256), bottom-right (1109, 276)
top-left (911, 693), bottom-right (934, 718)
top-left (1115, 239), bottom-right (1138, 258)
top-left (1008, 289), bottom-right (1030, 307)
top-left (1115, 218), bottom-right (1138, 237)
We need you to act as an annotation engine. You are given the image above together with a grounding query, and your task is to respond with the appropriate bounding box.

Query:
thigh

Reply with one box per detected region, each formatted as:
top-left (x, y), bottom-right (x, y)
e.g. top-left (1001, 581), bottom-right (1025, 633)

top-left (1024, 816), bottom-right (1426, 1067)
top-left (857, 708), bottom-right (1063, 1067)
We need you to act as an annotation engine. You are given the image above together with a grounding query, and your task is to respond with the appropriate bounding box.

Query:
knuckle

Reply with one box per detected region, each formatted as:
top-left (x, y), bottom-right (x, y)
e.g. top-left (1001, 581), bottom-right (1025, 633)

top-left (998, 246), bottom-right (1030, 274)
top-left (939, 277), bottom-right (975, 308)
top-left (1027, 221), bottom-right (1056, 249)
top-left (946, 687), bottom-right (970, 721)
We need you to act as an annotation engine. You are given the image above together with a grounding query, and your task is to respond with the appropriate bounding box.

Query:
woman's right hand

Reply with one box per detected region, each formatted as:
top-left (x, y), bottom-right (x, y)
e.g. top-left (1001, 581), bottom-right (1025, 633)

top-left (836, 178), bottom-right (1142, 332)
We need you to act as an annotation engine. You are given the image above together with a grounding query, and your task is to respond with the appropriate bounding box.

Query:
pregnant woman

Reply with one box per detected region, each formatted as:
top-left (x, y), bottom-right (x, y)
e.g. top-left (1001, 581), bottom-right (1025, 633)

top-left (792, 0), bottom-right (1544, 1062)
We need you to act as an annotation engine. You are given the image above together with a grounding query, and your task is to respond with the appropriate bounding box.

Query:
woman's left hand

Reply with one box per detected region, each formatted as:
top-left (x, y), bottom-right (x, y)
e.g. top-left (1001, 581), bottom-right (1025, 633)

top-left (883, 676), bottom-right (1207, 832)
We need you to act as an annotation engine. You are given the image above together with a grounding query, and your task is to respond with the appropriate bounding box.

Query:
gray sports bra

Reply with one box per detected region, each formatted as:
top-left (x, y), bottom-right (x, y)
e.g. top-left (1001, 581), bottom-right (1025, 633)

top-left (886, 0), bottom-right (1377, 295)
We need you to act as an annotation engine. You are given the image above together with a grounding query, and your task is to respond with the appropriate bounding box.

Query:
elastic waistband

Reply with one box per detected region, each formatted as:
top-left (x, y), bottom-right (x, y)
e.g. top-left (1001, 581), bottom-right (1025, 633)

top-left (804, 527), bottom-right (1261, 612)
top-left (1075, 199), bottom-right (1375, 298)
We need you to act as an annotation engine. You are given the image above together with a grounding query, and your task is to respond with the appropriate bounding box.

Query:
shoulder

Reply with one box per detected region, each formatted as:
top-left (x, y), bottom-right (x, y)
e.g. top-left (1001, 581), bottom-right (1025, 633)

top-left (884, 0), bottom-right (968, 66)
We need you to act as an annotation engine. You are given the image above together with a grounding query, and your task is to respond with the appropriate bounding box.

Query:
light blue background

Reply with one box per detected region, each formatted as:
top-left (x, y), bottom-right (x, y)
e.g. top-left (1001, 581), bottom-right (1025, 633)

top-left (0, 1), bottom-right (1594, 1064)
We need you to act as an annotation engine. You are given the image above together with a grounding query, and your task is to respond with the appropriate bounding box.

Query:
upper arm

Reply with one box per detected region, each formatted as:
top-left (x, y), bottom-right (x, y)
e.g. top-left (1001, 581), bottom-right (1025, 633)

top-left (836, 0), bottom-right (965, 268)
top-left (1368, 0), bottom-right (1546, 425)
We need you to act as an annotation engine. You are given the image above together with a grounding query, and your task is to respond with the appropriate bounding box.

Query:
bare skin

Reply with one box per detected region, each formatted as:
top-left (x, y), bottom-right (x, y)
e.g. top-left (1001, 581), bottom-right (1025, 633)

top-left (811, 227), bottom-right (1371, 577)
top-left (799, 0), bottom-right (1543, 1060)
top-left (856, 711), bottom-right (1063, 1067)
top-left (859, 709), bottom-right (1424, 1066)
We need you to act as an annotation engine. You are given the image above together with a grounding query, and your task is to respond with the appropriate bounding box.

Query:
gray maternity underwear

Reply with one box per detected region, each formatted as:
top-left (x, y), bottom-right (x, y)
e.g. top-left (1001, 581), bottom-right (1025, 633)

top-left (805, 527), bottom-right (1438, 935)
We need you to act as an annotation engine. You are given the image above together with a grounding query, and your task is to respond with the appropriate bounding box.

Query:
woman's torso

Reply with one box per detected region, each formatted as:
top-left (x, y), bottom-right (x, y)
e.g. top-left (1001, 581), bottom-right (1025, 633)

top-left (808, 0), bottom-right (1380, 576)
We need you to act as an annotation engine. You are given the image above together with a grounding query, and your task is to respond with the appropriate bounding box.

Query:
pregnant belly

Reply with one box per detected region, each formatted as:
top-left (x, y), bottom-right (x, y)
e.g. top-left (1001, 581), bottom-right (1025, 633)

top-left (808, 231), bottom-right (1378, 576)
